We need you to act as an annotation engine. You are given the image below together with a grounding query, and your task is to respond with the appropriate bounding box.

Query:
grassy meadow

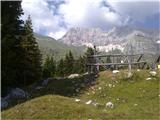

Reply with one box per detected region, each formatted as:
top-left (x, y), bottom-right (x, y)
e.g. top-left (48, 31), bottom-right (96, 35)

top-left (2, 70), bottom-right (160, 119)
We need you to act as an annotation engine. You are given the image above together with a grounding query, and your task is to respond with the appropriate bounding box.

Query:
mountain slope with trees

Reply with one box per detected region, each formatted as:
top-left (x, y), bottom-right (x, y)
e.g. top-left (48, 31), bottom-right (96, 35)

top-left (34, 33), bottom-right (85, 61)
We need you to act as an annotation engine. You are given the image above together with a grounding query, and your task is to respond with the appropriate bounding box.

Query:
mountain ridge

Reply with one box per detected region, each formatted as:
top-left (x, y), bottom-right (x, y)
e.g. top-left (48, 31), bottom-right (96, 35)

top-left (59, 26), bottom-right (160, 54)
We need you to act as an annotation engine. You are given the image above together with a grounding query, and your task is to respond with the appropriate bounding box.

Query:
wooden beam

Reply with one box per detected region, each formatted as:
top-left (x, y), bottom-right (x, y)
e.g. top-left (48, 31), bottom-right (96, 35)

top-left (137, 54), bottom-right (143, 62)
top-left (87, 61), bottom-right (146, 66)
top-left (155, 55), bottom-right (160, 63)
top-left (88, 54), bottom-right (144, 58)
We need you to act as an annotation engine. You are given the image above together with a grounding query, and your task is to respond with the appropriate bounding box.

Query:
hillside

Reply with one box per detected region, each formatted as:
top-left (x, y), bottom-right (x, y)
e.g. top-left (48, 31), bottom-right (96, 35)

top-left (34, 33), bottom-right (85, 60)
top-left (2, 70), bottom-right (160, 119)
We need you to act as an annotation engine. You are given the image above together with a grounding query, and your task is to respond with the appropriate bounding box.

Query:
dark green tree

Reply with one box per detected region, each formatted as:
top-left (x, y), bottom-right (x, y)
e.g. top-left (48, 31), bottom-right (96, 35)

top-left (68, 50), bottom-right (74, 73)
top-left (56, 58), bottom-right (65, 77)
top-left (64, 51), bottom-right (74, 75)
top-left (84, 47), bottom-right (94, 65)
top-left (42, 56), bottom-right (56, 79)
top-left (74, 56), bottom-right (85, 73)
top-left (22, 15), bottom-right (42, 85)
top-left (83, 47), bottom-right (95, 73)
top-left (1, 1), bottom-right (24, 95)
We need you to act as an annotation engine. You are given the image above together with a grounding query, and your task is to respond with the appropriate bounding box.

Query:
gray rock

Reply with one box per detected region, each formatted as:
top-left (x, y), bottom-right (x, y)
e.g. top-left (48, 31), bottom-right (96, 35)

top-left (1, 98), bottom-right (8, 109)
top-left (35, 86), bottom-right (44, 90)
top-left (106, 102), bottom-right (114, 109)
top-left (83, 72), bottom-right (89, 75)
top-left (9, 88), bottom-right (29, 99)
top-left (68, 74), bottom-right (79, 79)
top-left (42, 78), bottom-right (53, 86)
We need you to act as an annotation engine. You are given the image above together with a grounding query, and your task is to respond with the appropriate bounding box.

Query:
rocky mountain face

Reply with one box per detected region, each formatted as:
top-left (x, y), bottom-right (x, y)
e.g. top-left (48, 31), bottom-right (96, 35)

top-left (59, 27), bottom-right (160, 54)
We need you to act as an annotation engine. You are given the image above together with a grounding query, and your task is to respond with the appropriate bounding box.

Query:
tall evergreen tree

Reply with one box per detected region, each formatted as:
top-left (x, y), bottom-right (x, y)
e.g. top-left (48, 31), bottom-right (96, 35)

top-left (42, 56), bottom-right (56, 79)
top-left (22, 15), bottom-right (42, 85)
top-left (74, 56), bottom-right (85, 73)
top-left (56, 58), bottom-right (65, 77)
top-left (64, 51), bottom-right (75, 75)
top-left (84, 47), bottom-right (94, 64)
top-left (83, 47), bottom-right (95, 73)
top-left (68, 51), bottom-right (74, 73)
top-left (1, 1), bottom-right (24, 95)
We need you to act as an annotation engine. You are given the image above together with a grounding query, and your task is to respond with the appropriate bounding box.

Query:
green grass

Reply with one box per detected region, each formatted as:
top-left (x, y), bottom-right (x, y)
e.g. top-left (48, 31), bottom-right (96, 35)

top-left (2, 70), bottom-right (160, 119)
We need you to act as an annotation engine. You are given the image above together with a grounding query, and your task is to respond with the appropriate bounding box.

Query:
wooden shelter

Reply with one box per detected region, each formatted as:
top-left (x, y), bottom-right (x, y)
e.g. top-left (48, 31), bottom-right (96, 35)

top-left (86, 46), bottom-right (147, 73)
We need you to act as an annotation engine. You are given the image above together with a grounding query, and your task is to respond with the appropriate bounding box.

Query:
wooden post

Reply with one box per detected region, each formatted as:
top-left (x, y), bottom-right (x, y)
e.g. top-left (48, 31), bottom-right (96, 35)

top-left (94, 45), bottom-right (99, 72)
top-left (97, 64), bottom-right (99, 72)
top-left (91, 65), bottom-right (93, 73)
top-left (128, 55), bottom-right (132, 78)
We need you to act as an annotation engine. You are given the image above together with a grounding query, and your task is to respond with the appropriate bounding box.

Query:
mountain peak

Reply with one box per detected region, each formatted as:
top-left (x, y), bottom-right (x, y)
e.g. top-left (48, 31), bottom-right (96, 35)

top-left (60, 27), bottom-right (159, 54)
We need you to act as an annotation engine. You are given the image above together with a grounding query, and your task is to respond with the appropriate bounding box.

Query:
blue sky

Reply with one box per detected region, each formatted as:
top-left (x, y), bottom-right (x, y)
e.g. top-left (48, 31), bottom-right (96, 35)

top-left (21, 0), bottom-right (160, 39)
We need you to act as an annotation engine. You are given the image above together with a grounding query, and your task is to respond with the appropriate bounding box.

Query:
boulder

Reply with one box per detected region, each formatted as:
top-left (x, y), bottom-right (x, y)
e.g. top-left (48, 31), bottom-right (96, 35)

top-left (106, 102), bottom-right (114, 109)
top-left (146, 77), bottom-right (152, 81)
top-left (85, 100), bottom-right (92, 105)
top-left (137, 69), bottom-right (140, 72)
top-left (149, 71), bottom-right (157, 76)
top-left (83, 72), bottom-right (89, 75)
top-left (134, 103), bottom-right (138, 106)
top-left (98, 87), bottom-right (102, 90)
top-left (42, 78), bottom-right (53, 86)
top-left (108, 84), bottom-right (112, 88)
top-left (75, 88), bottom-right (80, 92)
top-left (9, 88), bottom-right (29, 99)
top-left (35, 86), bottom-right (44, 90)
top-left (68, 74), bottom-right (79, 79)
top-left (1, 98), bottom-right (8, 109)
top-left (75, 98), bottom-right (80, 102)
top-left (112, 70), bottom-right (119, 74)
top-left (116, 98), bottom-right (120, 101)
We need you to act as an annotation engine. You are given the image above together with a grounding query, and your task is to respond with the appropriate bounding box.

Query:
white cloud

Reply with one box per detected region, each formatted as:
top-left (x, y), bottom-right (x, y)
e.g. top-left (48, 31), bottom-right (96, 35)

top-left (58, 0), bottom-right (124, 28)
top-left (22, 0), bottom-right (63, 39)
top-left (21, 0), bottom-right (160, 39)
top-left (107, 0), bottom-right (159, 22)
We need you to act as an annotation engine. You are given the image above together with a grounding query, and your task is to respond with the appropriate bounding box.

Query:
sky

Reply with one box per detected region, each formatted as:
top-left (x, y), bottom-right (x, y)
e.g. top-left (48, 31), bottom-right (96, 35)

top-left (21, 0), bottom-right (160, 39)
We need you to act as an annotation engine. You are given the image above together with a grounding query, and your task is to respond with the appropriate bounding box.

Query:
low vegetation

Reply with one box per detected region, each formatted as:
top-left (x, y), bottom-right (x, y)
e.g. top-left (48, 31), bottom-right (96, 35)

top-left (2, 70), bottom-right (160, 119)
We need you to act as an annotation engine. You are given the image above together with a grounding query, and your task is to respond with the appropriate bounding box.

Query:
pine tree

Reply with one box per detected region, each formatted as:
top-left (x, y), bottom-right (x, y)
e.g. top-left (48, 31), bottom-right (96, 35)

top-left (68, 51), bottom-right (74, 73)
top-left (83, 47), bottom-right (95, 73)
top-left (1, 1), bottom-right (24, 95)
top-left (64, 51), bottom-right (74, 75)
top-left (84, 47), bottom-right (94, 64)
top-left (21, 15), bottom-right (42, 85)
top-left (42, 56), bottom-right (56, 79)
top-left (43, 56), bottom-right (50, 78)
top-left (50, 56), bottom-right (56, 77)
top-left (74, 56), bottom-right (85, 73)
top-left (56, 58), bottom-right (65, 77)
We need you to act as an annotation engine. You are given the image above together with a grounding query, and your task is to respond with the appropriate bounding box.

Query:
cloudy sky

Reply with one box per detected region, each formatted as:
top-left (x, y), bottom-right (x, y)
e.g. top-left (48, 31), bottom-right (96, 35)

top-left (21, 0), bottom-right (160, 39)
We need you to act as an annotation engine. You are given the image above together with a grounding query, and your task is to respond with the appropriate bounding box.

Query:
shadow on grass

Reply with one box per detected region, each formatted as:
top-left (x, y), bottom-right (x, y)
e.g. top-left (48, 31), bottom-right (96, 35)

top-left (3, 73), bottom-right (98, 111)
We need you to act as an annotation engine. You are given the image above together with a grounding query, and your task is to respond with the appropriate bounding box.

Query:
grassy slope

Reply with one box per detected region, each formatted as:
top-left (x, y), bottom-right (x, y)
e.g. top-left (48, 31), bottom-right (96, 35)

top-left (2, 70), bottom-right (160, 119)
